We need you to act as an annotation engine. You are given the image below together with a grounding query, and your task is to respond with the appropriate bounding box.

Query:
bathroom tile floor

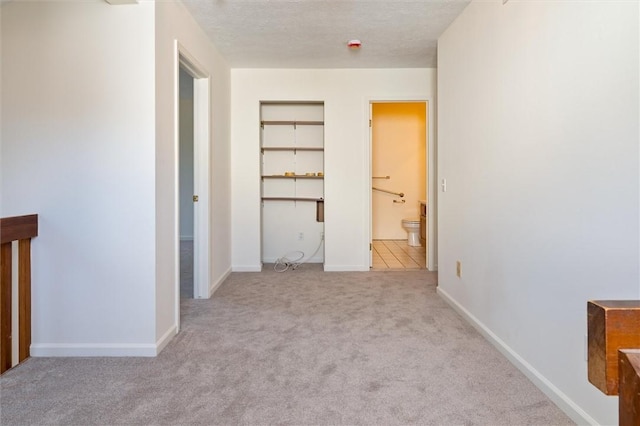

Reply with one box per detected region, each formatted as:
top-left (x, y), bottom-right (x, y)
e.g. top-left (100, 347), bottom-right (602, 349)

top-left (371, 239), bottom-right (427, 270)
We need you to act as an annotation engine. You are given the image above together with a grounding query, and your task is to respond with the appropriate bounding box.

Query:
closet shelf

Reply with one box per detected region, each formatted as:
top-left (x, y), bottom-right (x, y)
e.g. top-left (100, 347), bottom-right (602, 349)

top-left (261, 147), bottom-right (324, 152)
top-left (261, 197), bottom-right (324, 202)
top-left (262, 175), bottom-right (324, 180)
top-left (261, 120), bottom-right (324, 127)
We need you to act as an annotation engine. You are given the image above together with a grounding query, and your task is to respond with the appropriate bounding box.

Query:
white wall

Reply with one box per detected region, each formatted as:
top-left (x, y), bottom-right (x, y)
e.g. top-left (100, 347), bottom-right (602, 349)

top-left (437, 1), bottom-right (639, 424)
top-left (1, 0), bottom-right (232, 355)
top-left (231, 69), bottom-right (436, 271)
top-left (155, 0), bottom-right (232, 339)
top-left (1, 2), bottom-right (158, 354)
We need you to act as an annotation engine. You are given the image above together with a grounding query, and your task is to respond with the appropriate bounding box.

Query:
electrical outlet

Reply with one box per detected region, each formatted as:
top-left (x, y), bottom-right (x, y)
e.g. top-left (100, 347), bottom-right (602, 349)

top-left (298, 232), bottom-right (304, 241)
top-left (456, 261), bottom-right (462, 278)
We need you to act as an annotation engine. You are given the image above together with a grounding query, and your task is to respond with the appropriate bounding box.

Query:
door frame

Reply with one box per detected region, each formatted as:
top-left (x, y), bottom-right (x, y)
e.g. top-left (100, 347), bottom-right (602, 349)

top-left (174, 41), bottom-right (211, 330)
top-left (364, 97), bottom-right (437, 271)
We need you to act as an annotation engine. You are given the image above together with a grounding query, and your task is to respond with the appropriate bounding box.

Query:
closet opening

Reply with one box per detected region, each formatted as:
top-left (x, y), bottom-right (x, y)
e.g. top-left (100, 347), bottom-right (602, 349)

top-left (259, 101), bottom-right (325, 271)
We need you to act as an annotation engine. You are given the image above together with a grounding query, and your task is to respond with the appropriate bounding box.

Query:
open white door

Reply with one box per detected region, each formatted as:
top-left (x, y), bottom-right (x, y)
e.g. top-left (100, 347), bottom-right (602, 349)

top-left (174, 41), bottom-right (211, 331)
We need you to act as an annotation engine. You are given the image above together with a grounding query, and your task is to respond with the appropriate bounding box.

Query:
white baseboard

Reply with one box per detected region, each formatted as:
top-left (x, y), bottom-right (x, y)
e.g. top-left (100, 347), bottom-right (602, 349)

top-left (155, 325), bottom-right (177, 355)
top-left (232, 265), bottom-right (262, 272)
top-left (261, 256), bottom-right (325, 264)
top-left (31, 343), bottom-right (158, 357)
top-left (323, 264), bottom-right (369, 272)
top-left (209, 267), bottom-right (231, 297)
top-left (436, 287), bottom-right (597, 426)
top-left (30, 326), bottom-right (178, 358)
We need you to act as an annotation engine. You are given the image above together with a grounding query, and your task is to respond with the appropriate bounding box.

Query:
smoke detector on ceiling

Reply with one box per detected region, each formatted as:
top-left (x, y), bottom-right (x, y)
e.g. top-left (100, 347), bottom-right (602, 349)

top-left (347, 40), bottom-right (362, 49)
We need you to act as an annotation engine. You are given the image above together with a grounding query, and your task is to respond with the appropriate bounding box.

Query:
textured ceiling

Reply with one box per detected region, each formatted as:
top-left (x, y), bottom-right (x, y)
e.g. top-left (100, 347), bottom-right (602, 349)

top-left (181, 0), bottom-right (471, 68)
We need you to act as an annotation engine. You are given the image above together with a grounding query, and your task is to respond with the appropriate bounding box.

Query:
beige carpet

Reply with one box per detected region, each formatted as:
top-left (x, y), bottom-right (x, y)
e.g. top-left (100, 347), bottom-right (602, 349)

top-left (1, 266), bottom-right (573, 425)
top-left (181, 240), bottom-right (194, 299)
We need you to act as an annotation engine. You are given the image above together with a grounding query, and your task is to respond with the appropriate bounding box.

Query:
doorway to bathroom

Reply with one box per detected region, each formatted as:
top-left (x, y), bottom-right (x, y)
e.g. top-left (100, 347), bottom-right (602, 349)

top-left (369, 101), bottom-right (429, 270)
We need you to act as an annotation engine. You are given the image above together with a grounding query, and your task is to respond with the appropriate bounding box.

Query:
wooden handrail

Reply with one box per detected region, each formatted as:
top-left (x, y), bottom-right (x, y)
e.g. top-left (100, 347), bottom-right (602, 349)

top-left (587, 300), bottom-right (640, 425)
top-left (1, 214), bottom-right (38, 244)
top-left (0, 214), bottom-right (38, 374)
top-left (619, 350), bottom-right (640, 426)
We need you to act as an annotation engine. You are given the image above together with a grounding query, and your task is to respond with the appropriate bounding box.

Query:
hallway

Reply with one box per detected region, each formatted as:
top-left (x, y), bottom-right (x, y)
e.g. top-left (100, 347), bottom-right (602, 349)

top-left (0, 268), bottom-right (571, 425)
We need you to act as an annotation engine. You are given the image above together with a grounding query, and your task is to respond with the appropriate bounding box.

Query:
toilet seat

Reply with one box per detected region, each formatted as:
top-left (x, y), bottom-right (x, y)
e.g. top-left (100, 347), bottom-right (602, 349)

top-left (402, 218), bottom-right (421, 246)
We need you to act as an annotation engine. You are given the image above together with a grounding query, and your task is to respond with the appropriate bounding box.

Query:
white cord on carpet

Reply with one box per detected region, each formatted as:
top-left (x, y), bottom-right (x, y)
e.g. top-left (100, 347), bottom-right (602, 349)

top-left (274, 235), bottom-right (324, 272)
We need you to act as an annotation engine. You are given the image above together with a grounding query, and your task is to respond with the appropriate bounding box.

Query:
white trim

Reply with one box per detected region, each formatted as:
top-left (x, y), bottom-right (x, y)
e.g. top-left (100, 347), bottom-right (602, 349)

top-left (209, 267), bottom-right (232, 297)
top-left (192, 76), bottom-right (211, 300)
top-left (323, 265), bottom-right (369, 272)
top-left (155, 325), bottom-right (178, 355)
top-left (31, 343), bottom-right (158, 357)
top-left (437, 287), bottom-right (597, 426)
top-left (30, 326), bottom-right (178, 358)
top-left (261, 256), bottom-right (324, 264)
top-left (426, 98), bottom-right (437, 271)
top-left (178, 47), bottom-right (207, 81)
top-left (104, 0), bottom-right (138, 4)
top-left (368, 102), bottom-right (373, 268)
top-left (174, 40), bottom-right (213, 337)
top-left (363, 99), bottom-right (373, 270)
top-left (232, 265), bottom-right (263, 272)
top-left (173, 41), bottom-right (181, 333)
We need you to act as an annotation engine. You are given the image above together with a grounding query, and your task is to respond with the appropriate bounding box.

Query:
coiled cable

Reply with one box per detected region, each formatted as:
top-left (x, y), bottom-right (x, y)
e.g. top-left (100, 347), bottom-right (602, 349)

top-left (274, 235), bottom-right (324, 272)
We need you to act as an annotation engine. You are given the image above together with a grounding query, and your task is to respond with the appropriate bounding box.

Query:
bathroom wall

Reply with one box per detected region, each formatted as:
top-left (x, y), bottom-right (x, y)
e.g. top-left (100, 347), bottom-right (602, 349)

top-left (372, 103), bottom-right (426, 240)
top-left (231, 69), bottom-right (436, 271)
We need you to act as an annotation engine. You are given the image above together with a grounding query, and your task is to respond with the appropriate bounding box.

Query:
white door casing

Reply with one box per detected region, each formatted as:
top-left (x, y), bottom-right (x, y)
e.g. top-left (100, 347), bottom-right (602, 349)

top-left (365, 98), bottom-right (437, 271)
top-left (174, 41), bottom-right (211, 332)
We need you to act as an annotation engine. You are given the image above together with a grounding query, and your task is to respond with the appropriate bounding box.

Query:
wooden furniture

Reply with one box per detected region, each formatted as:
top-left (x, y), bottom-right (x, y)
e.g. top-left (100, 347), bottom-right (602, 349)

top-left (587, 300), bottom-right (640, 425)
top-left (619, 350), bottom-right (640, 426)
top-left (0, 214), bottom-right (38, 374)
top-left (588, 300), bottom-right (640, 395)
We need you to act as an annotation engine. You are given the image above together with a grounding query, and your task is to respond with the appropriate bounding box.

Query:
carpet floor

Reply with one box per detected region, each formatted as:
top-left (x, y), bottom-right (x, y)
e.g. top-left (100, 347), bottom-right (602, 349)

top-left (1, 266), bottom-right (573, 425)
top-left (181, 240), bottom-right (194, 299)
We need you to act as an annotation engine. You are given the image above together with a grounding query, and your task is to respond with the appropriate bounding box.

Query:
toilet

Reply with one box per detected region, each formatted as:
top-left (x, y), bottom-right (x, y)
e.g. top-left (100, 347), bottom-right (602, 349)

top-left (401, 218), bottom-right (421, 247)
